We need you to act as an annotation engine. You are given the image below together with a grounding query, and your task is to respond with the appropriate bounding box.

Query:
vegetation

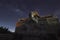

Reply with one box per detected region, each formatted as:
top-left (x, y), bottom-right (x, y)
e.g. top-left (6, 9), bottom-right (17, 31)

top-left (0, 26), bottom-right (11, 34)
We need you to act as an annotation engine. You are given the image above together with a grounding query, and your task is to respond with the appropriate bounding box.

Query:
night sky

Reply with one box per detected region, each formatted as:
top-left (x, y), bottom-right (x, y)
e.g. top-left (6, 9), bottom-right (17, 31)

top-left (0, 0), bottom-right (60, 32)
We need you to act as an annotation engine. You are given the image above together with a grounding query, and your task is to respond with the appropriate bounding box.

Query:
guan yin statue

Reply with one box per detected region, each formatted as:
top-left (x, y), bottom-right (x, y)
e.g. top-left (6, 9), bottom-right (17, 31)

top-left (15, 11), bottom-right (60, 40)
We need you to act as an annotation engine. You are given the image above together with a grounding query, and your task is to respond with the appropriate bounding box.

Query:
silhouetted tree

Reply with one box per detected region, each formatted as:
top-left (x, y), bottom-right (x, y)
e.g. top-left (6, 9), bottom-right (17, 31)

top-left (0, 26), bottom-right (11, 34)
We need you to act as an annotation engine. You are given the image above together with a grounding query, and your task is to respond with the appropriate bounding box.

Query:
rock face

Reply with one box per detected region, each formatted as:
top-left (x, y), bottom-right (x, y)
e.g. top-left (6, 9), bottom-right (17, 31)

top-left (15, 11), bottom-right (59, 40)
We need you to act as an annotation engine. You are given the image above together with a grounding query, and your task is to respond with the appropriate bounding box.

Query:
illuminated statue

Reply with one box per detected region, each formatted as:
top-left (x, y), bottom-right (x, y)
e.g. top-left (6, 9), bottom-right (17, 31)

top-left (15, 11), bottom-right (40, 34)
top-left (29, 11), bottom-right (40, 23)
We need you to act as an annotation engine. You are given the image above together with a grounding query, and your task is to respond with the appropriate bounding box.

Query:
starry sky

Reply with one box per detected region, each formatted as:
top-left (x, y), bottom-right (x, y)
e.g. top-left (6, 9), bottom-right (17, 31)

top-left (0, 0), bottom-right (60, 32)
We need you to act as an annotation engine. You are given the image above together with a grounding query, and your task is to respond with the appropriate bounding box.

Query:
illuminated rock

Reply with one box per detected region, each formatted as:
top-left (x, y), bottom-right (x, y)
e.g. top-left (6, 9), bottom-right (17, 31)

top-left (15, 11), bottom-right (59, 40)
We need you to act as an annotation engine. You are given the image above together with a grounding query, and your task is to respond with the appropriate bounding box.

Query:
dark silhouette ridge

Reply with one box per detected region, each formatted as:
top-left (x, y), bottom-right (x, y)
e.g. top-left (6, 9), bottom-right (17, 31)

top-left (0, 24), bottom-right (60, 40)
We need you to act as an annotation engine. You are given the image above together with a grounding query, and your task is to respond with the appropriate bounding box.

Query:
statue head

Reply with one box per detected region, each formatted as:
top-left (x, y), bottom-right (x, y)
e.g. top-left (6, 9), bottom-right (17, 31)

top-left (29, 11), bottom-right (40, 23)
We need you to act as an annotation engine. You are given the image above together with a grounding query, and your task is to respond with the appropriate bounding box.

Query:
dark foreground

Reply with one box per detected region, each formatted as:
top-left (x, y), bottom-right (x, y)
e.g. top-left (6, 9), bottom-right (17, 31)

top-left (0, 33), bottom-right (60, 40)
top-left (0, 25), bottom-right (60, 40)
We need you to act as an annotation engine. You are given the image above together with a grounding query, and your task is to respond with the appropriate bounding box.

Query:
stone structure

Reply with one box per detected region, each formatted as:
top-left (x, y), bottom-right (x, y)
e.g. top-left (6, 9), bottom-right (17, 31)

top-left (15, 11), bottom-right (59, 40)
